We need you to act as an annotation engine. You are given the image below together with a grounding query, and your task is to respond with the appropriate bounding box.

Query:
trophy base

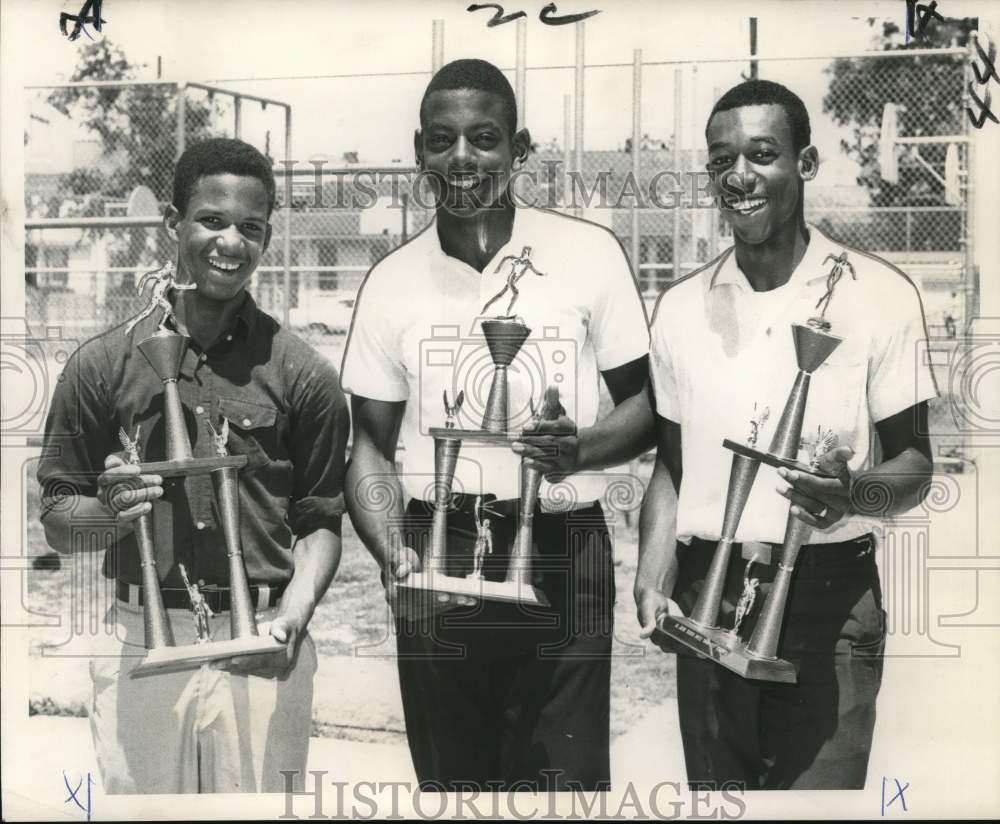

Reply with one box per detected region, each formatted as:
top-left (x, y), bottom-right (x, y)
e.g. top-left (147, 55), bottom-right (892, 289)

top-left (130, 634), bottom-right (286, 677)
top-left (139, 454), bottom-right (248, 478)
top-left (722, 439), bottom-right (835, 479)
top-left (653, 615), bottom-right (798, 684)
top-left (429, 427), bottom-right (571, 445)
top-left (397, 571), bottom-right (551, 608)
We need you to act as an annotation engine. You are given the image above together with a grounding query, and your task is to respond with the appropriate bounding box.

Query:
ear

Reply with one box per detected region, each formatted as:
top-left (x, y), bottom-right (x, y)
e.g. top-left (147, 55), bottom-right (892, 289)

top-left (163, 204), bottom-right (181, 242)
top-left (262, 222), bottom-right (273, 255)
top-left (798, 145), bottom-right (819, 181)
top-left (413, 129), bottom-right (424, 169)
top-left (512, 127), bottom-right (531, 169)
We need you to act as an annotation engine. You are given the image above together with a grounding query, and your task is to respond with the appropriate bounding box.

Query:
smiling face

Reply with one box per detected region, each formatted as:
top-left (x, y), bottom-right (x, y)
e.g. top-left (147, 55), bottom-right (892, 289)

top-left (164, 173), bottom-right (272, 303)
top-left (415, 88), bottom-right (529, 218)
top-left (706, 103), bottom-right (817, 246)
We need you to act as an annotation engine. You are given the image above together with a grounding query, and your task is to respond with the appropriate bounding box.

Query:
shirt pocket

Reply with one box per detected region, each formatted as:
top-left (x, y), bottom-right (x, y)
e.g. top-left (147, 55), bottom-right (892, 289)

top-left (217, 397), bottom-right (283, 472)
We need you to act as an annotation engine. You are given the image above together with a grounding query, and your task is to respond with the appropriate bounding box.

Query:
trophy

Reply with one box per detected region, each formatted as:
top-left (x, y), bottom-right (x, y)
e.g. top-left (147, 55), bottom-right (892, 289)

top-left (396, 247), bottom-right (565, 607)
top-left (121, 263), bottom-right (285, 676)
top-left (654, 252), bottom-right (856, 682)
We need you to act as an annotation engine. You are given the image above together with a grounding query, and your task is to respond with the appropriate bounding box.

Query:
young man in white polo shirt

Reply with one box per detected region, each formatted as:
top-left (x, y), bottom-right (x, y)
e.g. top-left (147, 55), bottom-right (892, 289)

top-left (636, 80), bottom-right (937, 790)
top-left (342, 59), bottom-right (651, 790)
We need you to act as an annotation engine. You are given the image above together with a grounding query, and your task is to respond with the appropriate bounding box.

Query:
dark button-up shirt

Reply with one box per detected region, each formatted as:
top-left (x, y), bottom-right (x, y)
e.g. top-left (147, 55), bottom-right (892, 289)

top-left (37, 294), bottom-right (349, 588)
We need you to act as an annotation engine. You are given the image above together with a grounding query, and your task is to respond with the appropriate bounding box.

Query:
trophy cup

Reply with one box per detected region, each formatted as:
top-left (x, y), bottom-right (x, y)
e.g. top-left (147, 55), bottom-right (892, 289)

top-left (653, 252), bottom-right (855, 682)
top-left (396, 247), bottom-right (564, 607)
top-left (121, 263), bottom-right (285, 676)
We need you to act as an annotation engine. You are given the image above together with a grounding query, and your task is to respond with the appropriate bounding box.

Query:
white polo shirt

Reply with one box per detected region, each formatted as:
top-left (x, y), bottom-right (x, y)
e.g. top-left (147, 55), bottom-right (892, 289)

top-left (649, 225), bottom-right (938, 545)
top-left (342, 206), bottom-right (650, 504)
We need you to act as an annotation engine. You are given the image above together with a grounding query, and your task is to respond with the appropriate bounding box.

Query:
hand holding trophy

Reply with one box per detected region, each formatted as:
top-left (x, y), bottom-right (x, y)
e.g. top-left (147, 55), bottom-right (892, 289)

top-left (397, 247), bottom-right (564, 607)
top-left (122, 265), bottom-right (285, 676)
top-left (653, 253), bottom-right (856, 683)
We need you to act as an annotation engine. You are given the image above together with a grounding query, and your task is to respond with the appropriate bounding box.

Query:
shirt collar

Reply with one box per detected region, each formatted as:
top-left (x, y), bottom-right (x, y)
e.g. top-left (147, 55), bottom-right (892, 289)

top-left (426, 205), bottom-right (538, 272)
top-left (709, 224), bottom-right (844, 291)
top-left (233, 291), bottom-right (259, 337)
top-left (161, 289), bottom-right (259, 342)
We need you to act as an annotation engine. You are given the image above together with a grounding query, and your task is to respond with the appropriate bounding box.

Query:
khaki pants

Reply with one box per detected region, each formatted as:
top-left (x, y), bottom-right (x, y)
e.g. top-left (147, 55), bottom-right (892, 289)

top-left (89, 600), bottom-right (316, 794)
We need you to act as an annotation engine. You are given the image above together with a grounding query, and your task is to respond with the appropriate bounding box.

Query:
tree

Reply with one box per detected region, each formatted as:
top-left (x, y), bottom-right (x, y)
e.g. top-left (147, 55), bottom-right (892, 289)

top-left (47, 40), bottom-right (224, 202)
top-left (821, 16), bottom-right (977, 249)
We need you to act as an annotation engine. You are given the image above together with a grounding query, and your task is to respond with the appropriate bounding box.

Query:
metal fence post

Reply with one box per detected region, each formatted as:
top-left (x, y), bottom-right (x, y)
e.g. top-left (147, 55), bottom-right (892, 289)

top-left (563, 95), bottom-right (572, 209)
top-left (631, 50), bottom-right (642, 283)
top-left (672, 69), bottom-right (682, 284)
top-left (574, 21), bottom-right (585, 218)
top-left (175, 82), bottom-right (186, 161)
top-left (516, 17), bottom-right (527, 132)
top-left (963, 34), bottom-right (977, 327)
top-left (709, 83), bottom-right (721, 259)
top-left (432, 20), bottom-right (444, 73)
top-left (283, 105), bottom-right (293, 329)
top-left (234, 94), bottom-right (242, 140)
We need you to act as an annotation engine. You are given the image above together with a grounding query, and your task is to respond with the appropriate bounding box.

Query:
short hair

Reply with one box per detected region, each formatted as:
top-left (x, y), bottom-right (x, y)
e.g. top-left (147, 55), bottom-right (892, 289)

top-left (172, 137), bottom-right (276, 217)
top-left (419, 58), bottom-right (518, 136)
top-left (706, 80), bottom-right (811, 153)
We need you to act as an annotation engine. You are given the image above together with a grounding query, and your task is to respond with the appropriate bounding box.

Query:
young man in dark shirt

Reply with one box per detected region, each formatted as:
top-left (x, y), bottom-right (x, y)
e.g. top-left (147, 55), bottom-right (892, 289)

top-left (37, 138), bottom-right (349, 794)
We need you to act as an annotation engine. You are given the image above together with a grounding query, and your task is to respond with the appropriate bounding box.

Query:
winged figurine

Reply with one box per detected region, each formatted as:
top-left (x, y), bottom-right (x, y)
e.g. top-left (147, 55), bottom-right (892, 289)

top-left (205, 416), bottom-right (231, 457)
top-left (443, 390), bottom-right (465, 429)
top-left (809, 427), bottom-right (839, 471)
top-left (118, 425), bottom-right (142, 466)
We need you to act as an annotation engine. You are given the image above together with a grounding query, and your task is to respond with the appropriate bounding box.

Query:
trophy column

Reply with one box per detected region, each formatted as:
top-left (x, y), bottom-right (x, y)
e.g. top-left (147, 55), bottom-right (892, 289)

top-left (207, 419), bottom-right (259, 640)
top-left (137, 330), bottom-right (194, 462)
top-left (480, 318), bottom-right (531, 434)
top-left (428, 436), bottom-right (462, 576)
top-left (688, 453), bottom-right (762, 629)
top-left (124, 436), bottom-right (175, 650)
top-left (745, 512), bottom-right (811, 661)
top-left (508, 460), bottom-right (543, 590)
top-left (766, 323), bottom-right (842, 462)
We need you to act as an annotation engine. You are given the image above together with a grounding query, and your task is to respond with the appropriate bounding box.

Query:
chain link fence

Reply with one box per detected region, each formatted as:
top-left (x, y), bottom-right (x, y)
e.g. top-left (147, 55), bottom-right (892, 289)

top-left (24, 45), bottom-right (972, 354)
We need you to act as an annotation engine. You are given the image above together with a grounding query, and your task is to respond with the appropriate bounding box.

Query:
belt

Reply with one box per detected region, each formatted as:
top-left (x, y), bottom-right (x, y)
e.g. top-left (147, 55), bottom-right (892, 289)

top-left (116, 579), bottom-right (285, 612)
top-left (689, 533), bottom-right (876, 566)
top-left (418, 493), bottom-right (600, 518)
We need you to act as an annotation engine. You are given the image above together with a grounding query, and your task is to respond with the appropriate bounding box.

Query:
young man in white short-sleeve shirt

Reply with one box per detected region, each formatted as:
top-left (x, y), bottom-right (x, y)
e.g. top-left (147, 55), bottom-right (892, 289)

top-left (342, 59), bottom-right (651, 791)
top-left (636, 80), bottom-right (936, 791)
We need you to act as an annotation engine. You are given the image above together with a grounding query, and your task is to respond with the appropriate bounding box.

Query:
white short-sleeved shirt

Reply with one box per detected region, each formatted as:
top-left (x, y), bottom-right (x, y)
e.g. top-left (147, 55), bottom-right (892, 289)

top-left (342, 206), bottom-right (650, 504)
top-left (649, 225), bottom-right (938, 545)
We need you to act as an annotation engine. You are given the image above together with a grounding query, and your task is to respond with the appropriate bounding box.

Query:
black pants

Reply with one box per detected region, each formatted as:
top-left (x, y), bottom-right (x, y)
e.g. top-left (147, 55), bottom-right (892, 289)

top-left (674, 535), bottom-right (886, 791)
top-left (395, 496), bottom-right (615, 791)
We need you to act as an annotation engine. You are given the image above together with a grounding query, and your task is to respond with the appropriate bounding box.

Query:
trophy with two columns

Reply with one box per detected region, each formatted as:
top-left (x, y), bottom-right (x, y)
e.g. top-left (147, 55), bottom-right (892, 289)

top-left (122, 263), bottom-right (285, 676)
top-left (397, 247), bottom-right (564, 607)
top-left (653, 253), bottom-right (855, 682)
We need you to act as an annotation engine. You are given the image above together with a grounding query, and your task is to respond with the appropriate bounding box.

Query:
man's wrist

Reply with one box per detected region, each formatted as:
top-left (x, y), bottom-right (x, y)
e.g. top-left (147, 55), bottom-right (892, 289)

top-left (634, 580), bottom-right (666, 602)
